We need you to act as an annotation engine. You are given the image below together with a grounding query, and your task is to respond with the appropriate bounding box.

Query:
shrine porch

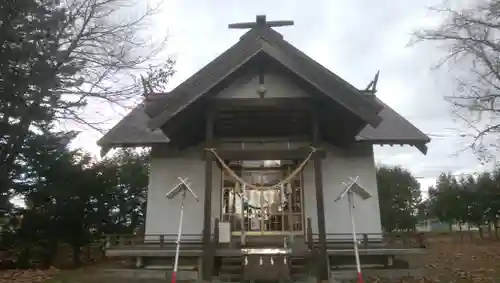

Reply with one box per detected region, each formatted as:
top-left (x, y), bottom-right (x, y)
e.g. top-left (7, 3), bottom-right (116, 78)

top-left (103, 227), bottom-right (427, 282)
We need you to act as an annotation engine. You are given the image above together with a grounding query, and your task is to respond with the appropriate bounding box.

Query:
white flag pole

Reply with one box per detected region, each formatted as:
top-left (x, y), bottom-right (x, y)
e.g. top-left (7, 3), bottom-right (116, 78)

top-left (240, 184), bottom-right (246, 245)
top-left (165, 177), bottom-right (199, 283)
top-left (335, 176), bottom-right (372, 283)
top-left (172, 189), bottom-right (186, 283)
top-left (347, 191), bottom-right (363, 283)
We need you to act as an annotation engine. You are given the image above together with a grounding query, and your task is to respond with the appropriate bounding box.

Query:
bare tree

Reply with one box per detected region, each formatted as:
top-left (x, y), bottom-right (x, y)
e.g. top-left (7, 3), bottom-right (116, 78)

top-left (411, 0), bottom-right (500, 161)
top-left (54, 0), bottom-right (174, 124)
top-left (0, 0), bottom-right (174, 206)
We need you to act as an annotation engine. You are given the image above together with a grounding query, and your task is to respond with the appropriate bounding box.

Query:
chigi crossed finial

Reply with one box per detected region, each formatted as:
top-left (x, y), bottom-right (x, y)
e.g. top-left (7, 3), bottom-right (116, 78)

top-left (228, 15), bottom-right (294, 30)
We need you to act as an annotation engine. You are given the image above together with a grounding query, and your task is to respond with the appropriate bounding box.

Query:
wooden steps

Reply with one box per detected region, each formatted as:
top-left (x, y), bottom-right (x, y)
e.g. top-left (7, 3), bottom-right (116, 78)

top-left (290, 257), bottom-right (309, 276)
top-left (215, 253), bottom-right (312, 281)
top-left (216, 256), bottom-right (242, 282)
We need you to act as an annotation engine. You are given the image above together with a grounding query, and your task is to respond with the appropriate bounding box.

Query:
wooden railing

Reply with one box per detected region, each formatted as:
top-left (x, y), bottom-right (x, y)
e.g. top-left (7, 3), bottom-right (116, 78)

top-left (105, 232), bottom-right (425, 250)
top-left (105, 233), bottom-right (204, 249)
top-left (309, 232), bottom-right (426, 249)
top-left (385, 232), bottom-right (426, 248)
top-left (105, 216), bottom-right (425, 250)
top-left (105, 218), bottom-right (222, 250)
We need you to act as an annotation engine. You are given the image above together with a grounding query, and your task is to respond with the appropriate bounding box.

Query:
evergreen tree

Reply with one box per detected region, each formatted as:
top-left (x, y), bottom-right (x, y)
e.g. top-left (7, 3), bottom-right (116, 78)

top-left (377, 166), bottom-right (422, 232)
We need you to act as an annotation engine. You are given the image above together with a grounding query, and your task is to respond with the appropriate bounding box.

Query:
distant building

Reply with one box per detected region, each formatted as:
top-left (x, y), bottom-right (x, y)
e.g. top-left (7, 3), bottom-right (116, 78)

top-left (416, 219), bottom-right (478, 232)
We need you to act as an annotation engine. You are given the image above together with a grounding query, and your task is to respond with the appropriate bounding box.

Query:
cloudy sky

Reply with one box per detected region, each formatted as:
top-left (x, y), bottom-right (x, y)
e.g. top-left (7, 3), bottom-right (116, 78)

top-left (70, 0), bottom-right (495, 193)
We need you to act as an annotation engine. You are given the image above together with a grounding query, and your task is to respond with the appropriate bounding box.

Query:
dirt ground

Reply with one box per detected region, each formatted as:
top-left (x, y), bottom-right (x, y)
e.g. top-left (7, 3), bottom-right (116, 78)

top-left (411, 235), bottom-right (500, 283)
top-left (374, 233), bottom-right (500, 283)
top-left (2, 234), bottom-right (500, 283)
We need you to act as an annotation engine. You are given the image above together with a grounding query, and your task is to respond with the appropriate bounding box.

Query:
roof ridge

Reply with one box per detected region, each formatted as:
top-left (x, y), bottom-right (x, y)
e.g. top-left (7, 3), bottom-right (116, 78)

top-left (267, 30), bottom-right (372, 100)
top-left (240, 26), bottom-right (284, 41)
top-left (144, 33), bottom-right (262, 119)
top-left (252, 28), bottom-right (383, 116)
top-left (146, 25), bottom-right (383, 130)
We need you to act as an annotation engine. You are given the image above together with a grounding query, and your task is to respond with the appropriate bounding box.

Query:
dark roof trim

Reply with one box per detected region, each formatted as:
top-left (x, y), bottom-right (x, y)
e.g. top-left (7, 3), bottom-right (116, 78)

top-left (97, 104), bottom-right (169, 148)
top-left (356, 139), bottom-right (428, 155)
top-left (258, 28), bottom-right (383, 115)
top-left (355, 97), bottom-right (430, 155)
top-left (259, 41), bottom-right (382, 127)
top-left (416, 144), bottom-right (428, 155)
top-left (146, 26), bottom-right (383, 131)
top-left (251, 27), bottom-right (383, 115)
top-left (98, 97), bottom-right (430, 156)
top-left (147, 42), bottom-right (263, 130)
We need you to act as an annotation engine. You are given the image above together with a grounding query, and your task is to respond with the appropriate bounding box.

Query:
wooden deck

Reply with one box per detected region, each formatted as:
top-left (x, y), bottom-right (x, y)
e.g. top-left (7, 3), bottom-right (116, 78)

top-left (103, 231), bottom-right (426, 281)
top-left (105, 231), bottom-right (426, 257)
top-left (106, 246), bottom-right (425, 258)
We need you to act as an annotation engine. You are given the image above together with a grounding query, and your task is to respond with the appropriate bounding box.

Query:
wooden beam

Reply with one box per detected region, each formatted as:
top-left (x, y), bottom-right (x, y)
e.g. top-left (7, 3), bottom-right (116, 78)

top-left (312, 108), bottom-right (329, 282)
top-left (215, 136), bottom-right (310, 143)
top-left (203, 147), bottom-right (325, 161)
top-left (212, 97), bottom-right (312, 110)
top-left (202, 106), bottom-right (214, 281)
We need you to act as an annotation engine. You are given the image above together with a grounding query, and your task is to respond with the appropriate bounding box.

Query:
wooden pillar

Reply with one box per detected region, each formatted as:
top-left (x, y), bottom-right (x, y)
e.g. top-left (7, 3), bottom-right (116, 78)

top-left (202, 107), bottom-right (214, 281)
top-left (311, 109), bottom-right (328, 282)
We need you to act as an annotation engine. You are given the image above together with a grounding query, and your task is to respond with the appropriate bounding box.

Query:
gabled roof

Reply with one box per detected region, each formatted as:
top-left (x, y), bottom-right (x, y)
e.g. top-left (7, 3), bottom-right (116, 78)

top-left (97, 102), bottom-right (169, 154)
top-left (98, 24), bottom-right (430, 155)
top-left (356, 98), bottom-right (430, 154)
top-left (146, 26), bottom-right (383, 130)
top-left (98, 94), bottom-right (430, 155)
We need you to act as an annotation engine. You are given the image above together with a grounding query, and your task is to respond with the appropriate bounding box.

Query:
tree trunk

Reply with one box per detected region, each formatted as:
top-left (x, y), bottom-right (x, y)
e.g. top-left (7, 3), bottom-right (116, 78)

top-left (17, 247), bottom-right (32, 269)
top-left (488, 221), bottom-right (493, 238)
top-left (459, 223), bottom-right (463, 242)
top-left (495, 219), bottom-right (499, 240)
top-left (40, 240), bottom-right (58, 269)
top-left (72, 244), bottom-right (82, 268)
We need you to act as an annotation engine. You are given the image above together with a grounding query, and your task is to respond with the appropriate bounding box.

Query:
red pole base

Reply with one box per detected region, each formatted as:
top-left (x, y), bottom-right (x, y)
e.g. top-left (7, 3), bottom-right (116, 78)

top-left (357, 272), bottom-right (364, 283)
top-left (171, 271), bottom-right (177, 283)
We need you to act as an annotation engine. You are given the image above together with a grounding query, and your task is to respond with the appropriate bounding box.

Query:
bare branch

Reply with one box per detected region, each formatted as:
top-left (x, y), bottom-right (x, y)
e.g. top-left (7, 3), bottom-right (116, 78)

top-left (0, 0), bottom-right (174, 195)
top-left (53, 0), bottom-right (174, 127)
top-left (411, 0), bottom-right (500, 161)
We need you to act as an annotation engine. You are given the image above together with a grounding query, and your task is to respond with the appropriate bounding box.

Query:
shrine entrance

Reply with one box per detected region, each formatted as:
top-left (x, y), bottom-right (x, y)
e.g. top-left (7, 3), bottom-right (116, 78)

top-left (221, 160), bottom-right (304, 236)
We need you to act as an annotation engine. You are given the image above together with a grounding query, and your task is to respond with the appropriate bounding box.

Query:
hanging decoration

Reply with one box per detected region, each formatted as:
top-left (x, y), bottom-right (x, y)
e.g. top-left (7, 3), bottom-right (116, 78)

top-left (205, 146), bottom-right (317, 191)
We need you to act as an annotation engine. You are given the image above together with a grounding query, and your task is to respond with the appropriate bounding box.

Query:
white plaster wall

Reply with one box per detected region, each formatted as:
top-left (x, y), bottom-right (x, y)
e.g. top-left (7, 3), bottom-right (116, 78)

top-left (145, 143), bottom-right (382, 240)
top-left (145, 146), bottom-right (221, 239)
top-left (303, 144), bottom-right (383, 240)
top-left (215, 71), bottom-right (308, 99)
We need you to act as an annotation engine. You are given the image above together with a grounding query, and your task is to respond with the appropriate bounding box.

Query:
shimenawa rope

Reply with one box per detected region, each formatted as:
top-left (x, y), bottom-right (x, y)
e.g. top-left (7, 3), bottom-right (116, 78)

top-left (204, 146), bottom-right (317, 190)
